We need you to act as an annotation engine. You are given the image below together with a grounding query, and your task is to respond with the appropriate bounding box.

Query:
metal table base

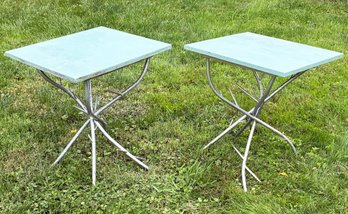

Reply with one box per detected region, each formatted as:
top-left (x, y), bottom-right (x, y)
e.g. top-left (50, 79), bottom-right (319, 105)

top-left (38, 58), bottom-right (151, 185)
top-left (204, 58), bottom-right (305, 192)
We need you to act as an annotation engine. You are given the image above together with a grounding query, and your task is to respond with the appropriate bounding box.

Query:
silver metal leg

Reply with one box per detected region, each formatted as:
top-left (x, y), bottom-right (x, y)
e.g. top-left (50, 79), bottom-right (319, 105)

top-left (38, 58), bottom-right (151, 185)
top-left (52, 119), bottom-right (90, 166)
top-left (205, 58), bottom-right (305, 191)
top-left (204, 115), bottom-right (247, 149)
top-left (90, 119), bottom-right (97, 185)
top-left (95, 121), bottom-right (149, 170)
top-left (206, 59), bottom-right (298, 154)
top-left (84, 80), bottom-right (97, 185)
top-left (232, 146), bottom-right (261, 182)
top-left (242, 121), bottom-right (257, 192)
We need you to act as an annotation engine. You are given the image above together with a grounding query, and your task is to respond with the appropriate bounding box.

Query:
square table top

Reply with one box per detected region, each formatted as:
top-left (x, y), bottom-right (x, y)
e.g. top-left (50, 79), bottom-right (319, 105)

top-left (184, 32), bottom-right (343, 77)
top-left (5, 26), bottom-right (172, 83)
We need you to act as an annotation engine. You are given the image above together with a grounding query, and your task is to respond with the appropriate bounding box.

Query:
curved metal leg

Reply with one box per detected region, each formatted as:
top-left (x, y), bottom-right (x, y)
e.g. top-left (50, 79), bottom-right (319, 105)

top-left (38, 70), bottom-right (106, 126)
top-left (205, 58), bottom-right (304, 191)
top-left (253, 71), bottom-right (264, 98)
top-left (38, 58), bottom-right (151, 185)
top-left (38, 71), bottom-right (87, 113)
top-left (95, 58), bottom-right (151, 116)
top-left (52, 119), bottom-right (90, 166)
top-left (95, 121), bottom-right (149, 170)
top-left (242, 121), bottom-right (257, 192)
top-left (239, 73), bottom-right (275, 191)
top-left (232, 145), bottom-right (261, 182)
top-left (235, 73), bottom-right (275, 137)
top-left (204, 115), bottom-right (247, 149)
top-left (206, 58), bottom-right (297, 154)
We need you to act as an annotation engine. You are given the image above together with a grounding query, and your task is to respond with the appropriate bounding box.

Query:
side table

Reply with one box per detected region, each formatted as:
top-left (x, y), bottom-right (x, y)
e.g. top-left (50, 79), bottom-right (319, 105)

top-left (5, 26), bottom-right (172, 185)
top-left (184, 32), bottom-right (343, 191)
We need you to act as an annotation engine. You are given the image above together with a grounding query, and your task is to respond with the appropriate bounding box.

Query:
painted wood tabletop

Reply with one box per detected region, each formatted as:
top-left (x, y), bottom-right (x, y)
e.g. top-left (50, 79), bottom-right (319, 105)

top-left (184, 32), bottom-right (343, 77)
top-left (5, 26), bottom-right (172, 83)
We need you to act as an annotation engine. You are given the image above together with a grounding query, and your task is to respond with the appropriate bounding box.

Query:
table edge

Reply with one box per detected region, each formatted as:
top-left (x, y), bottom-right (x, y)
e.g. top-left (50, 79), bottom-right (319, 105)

top-left (184, 45), bottom-right (343, 77)
top-left (4, 44), bottom-right (172, 83)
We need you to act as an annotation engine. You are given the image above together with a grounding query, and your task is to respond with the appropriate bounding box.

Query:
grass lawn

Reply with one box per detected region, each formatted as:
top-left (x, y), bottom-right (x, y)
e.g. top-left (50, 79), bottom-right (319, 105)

top-left (1, 0), bottom-right (347, 213)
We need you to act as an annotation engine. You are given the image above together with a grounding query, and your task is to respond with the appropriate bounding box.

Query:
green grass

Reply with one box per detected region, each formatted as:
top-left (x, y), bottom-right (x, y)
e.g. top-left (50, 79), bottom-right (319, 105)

top-left (1, 0), bottom-right (348, 213)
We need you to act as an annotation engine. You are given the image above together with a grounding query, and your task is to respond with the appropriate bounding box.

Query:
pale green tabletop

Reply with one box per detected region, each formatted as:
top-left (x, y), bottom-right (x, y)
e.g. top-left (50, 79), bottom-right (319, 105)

top-left (184, 32), bottom-right (343, 77)
top-left (5, 26), bottom-right (172, 82)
